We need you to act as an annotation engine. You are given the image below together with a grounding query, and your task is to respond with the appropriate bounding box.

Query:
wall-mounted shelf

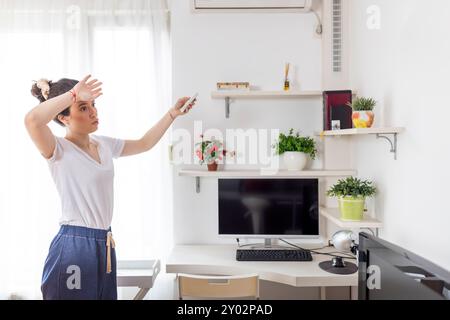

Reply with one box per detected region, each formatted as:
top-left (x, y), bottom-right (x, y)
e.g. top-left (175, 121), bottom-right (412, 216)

top-left (211, 90), bottom-right (323, 118)
top-left (320, 127), bottom-right (404, 136)
top-left (320, 207), bottom-right (382, 235)
top-left (212, 90), bottom-right (323, 99)
top-left (179, 169), bottom-right (357, 193)
top-left (179, 169), bottom-right (357, 178)
top-left (318, 127), bottom-right (405, 160)
top-left (211, 90), bottom-right (358, 118)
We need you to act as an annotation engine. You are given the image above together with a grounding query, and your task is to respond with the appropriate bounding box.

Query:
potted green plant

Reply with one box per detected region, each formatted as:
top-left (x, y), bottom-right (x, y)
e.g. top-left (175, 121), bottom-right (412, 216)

top-left (327, 177), bottom-right (377, 221)
top-left (347, 97), bottom-right (376, 128)
top-left (273, 129), bottom-right (317, 171)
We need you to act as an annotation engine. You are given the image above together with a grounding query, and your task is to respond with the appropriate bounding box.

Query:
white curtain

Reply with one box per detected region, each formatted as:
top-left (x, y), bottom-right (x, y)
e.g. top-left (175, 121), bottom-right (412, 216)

top-left (0, 0), bottom-right (172, 299)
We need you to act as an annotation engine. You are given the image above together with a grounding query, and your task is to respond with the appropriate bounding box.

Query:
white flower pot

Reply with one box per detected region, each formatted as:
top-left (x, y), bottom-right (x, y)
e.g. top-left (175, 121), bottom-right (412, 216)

top-left (283, 152), bottom-right (308, 171)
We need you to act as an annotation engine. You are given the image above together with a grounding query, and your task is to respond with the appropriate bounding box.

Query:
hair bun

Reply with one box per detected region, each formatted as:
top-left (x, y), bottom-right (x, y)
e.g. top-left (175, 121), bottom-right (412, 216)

top-left (31, 79), bottom-right (52, 102)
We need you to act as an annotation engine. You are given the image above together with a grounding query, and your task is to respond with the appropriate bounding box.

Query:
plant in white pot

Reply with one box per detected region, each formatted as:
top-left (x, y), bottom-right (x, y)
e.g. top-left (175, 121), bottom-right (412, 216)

top-left (327, 177), bottom-right (377, 221)
top-left (273, 129), bottom-right (317, 171)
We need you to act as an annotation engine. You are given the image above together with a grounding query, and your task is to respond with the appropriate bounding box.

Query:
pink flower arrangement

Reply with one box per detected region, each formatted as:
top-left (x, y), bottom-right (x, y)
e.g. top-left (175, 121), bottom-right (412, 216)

top-left (195, 135), bottom-right (235, 165)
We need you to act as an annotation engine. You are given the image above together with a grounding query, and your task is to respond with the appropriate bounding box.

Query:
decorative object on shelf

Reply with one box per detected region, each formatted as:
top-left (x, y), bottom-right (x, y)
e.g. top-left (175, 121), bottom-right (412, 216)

top-left (318, 230), bottom-right (358, 275)
top-left (283, 62), bottom-right (290, 91)
top-left (195, 135), bottom-right (235, 172)
top-left (327, 177), bottom-right (377, 221)
top-left (323, 90), bottom-right (353, 131)
top-left (216, 82), bottom-right (250, 91)
top-left (347, 97), bottom-right (376, 128)
top-left (331, 120), bottom-right (341, 131)
top-left (273, 129), bottom-right (317, 171)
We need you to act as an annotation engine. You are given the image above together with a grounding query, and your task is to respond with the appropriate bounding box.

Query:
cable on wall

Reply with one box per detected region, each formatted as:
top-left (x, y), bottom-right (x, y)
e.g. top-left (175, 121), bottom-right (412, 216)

top-left (312, 9), bottom-right (323, 35)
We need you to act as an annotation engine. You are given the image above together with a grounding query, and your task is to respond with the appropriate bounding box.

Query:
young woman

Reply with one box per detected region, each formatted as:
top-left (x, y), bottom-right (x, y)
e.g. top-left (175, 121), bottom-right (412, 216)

top-left (24, 75), bottom-right (195, 300)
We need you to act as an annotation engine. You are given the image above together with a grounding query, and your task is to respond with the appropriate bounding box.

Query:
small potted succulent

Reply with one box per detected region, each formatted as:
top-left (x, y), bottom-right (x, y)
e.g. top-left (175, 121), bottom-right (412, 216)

top-left (273, 129), bottom-right (317, 171)
top-left (327, 177), bottom-right (377, 221)
top-left (347, 97), bottom-right (376, 128)
top-left (195, 135), bottom-right (234, 171)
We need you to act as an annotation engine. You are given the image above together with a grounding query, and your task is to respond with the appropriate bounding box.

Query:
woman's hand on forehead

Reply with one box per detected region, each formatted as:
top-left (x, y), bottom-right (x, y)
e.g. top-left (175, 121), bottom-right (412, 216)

top-left (72, 75), bottom-right (103, 102)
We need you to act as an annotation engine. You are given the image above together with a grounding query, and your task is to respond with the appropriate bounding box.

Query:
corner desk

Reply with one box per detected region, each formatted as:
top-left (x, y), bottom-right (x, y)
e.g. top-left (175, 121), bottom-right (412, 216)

top-left (166, 245), bottom-right (358, 300)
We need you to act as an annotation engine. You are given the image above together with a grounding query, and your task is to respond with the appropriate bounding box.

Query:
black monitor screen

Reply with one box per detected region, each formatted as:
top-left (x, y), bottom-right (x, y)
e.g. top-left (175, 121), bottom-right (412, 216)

top-left (218, 179), bottom-right (319, 237)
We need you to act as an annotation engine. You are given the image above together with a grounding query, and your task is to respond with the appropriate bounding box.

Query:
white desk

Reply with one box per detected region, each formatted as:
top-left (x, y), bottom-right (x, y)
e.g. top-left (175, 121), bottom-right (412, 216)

top-left (117, 260), bottom-right (160, 300)
top-left (166, 245), bottom-right (358, 299)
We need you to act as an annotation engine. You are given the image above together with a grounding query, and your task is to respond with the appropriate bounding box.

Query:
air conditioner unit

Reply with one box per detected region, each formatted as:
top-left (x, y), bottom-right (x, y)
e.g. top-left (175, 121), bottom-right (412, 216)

top-left (193, 0), bottom-right (313, 12)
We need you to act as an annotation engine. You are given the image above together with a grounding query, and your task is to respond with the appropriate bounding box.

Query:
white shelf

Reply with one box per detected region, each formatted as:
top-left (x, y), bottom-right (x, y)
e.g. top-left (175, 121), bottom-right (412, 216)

top-left (320, 207), bottom-right (382, 229)
top-left (320, 127), bottom-right (405, 136)
top-left (211, 90), bottom-right (323, 99)
top-left (318, 127), bottom-right (405, 160)
top-left (179, 169), bottom-right (357, 193)
top-left (178, 169), bottom-right (356, 178)
top-left (211, 90), bottom-right (332, 118)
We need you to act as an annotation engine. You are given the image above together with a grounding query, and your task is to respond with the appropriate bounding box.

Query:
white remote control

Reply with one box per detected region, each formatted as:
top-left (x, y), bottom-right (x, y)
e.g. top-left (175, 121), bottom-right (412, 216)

top-left (179, 93), bottom-right (198, 113)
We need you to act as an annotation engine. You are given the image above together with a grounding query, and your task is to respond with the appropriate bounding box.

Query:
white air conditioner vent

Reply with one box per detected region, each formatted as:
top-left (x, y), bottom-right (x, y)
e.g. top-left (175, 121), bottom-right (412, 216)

top-left (193, 0), bottom-right (312, 12)
top-left (332, 0), bottom-right (342, 72)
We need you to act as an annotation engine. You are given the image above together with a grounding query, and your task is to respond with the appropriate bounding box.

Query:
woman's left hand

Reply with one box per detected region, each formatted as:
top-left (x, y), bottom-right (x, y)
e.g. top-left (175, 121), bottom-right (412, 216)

top-left (170, 96), bottom-right (197, 118)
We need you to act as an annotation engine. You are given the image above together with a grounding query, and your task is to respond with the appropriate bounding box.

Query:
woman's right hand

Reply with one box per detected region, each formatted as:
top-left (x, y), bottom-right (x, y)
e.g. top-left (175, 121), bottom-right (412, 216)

top-left (72, 75), bottom-right (103, 102)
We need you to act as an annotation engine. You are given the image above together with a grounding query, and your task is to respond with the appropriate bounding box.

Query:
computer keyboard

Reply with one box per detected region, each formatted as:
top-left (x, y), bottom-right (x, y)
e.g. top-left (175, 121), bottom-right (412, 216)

top-left (236, 249), bottom-right (313, 262)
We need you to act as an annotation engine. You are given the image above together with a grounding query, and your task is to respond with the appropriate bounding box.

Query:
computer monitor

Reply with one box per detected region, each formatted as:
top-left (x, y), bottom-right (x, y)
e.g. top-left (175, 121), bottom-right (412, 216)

top-left (358, 232), bottom-right (450, 300)
top-left (218, 178), bottom-right (319, 239)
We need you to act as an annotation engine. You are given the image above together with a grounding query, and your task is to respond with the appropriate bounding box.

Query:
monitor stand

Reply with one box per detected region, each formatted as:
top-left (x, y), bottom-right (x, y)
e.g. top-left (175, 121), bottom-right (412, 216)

top-left (248, 239), bottom-right (290, 250)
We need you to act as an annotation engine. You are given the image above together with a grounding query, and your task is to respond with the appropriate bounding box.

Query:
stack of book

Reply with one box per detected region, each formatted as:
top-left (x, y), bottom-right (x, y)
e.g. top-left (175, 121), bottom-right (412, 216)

top-left (216, 82), bottom-right (250, 91)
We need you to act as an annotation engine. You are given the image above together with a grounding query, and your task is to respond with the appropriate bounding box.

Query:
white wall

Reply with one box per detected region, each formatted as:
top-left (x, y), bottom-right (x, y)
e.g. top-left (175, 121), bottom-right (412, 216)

top-left (170, 0), bottom-right (323, 245)
top-left (349, 0), bottom-right (450, 270)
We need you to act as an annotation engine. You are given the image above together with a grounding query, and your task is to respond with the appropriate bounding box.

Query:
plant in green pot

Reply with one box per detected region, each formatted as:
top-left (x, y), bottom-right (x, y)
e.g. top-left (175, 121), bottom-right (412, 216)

top-left (273, 129), bottom-right (317, 171)
top-left (327, 177), bottom-right (377, 221)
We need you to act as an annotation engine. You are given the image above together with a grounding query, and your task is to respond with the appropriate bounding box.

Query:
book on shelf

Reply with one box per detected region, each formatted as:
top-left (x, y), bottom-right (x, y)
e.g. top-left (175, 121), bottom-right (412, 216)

top-left (323, 90), bottom-right (353, 131)
top-left (217, 82), bottom-right (250, 91)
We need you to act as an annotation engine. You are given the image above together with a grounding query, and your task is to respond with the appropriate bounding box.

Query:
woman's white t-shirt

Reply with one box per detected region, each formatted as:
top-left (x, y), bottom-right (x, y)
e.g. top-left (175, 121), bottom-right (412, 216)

top-left (47, 135), bottom-right (125, 230)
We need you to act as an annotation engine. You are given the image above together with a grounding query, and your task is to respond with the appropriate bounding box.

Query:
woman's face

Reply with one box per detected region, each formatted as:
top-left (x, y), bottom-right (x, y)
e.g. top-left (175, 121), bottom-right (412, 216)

top-left (59, 101), bottom-right (99, 134)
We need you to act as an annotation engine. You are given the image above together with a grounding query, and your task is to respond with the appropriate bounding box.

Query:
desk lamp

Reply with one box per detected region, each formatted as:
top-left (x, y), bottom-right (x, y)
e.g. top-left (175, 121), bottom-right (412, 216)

top-left (319, 230), bottom-right (358, 275)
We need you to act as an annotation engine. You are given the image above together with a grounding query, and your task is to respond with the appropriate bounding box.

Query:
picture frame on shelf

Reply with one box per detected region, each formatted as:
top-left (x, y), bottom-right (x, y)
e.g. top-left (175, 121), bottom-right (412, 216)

top-left (332, 120), bottom-right (341, 131)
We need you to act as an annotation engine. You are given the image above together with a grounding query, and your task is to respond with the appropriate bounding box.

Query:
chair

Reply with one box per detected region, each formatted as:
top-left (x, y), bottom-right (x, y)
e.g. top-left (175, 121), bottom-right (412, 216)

top-left (177, 273), bottom-right (259, 300)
